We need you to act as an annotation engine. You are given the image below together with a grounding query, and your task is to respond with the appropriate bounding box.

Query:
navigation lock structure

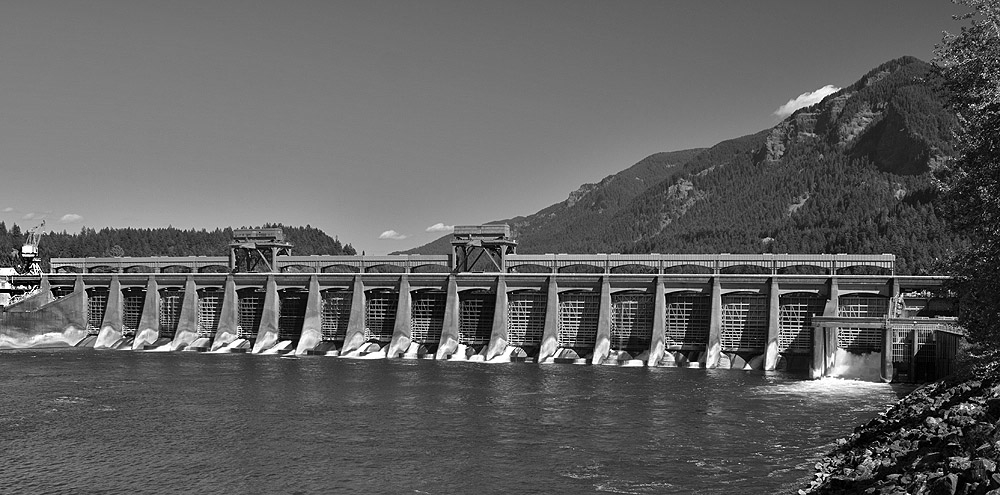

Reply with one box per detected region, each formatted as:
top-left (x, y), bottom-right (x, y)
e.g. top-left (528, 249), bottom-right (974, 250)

top-left (0, 226), bottom-right (962, 383)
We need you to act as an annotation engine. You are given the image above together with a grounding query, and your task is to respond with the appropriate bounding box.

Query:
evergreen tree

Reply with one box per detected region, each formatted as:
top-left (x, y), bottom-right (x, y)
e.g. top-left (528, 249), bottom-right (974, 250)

top-left (934, 0), bottom-right (1000, 353)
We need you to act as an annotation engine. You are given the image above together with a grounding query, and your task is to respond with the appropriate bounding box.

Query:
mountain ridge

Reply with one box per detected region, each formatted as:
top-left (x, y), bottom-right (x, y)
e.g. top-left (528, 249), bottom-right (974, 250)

top-left (400, 56), bottom-right (963, 274)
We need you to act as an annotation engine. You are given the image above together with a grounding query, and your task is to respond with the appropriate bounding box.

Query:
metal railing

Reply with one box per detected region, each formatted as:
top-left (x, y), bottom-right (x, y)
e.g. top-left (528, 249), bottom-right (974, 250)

top-left (48, 253), bottom-right (896, 275)
top-left (503, 253), bottom-right (895, 274)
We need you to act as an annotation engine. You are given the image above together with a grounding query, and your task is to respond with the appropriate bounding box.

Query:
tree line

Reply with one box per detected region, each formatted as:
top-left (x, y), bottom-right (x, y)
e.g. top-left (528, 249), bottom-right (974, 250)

top-left (0, 223), bottom-right (356, 271)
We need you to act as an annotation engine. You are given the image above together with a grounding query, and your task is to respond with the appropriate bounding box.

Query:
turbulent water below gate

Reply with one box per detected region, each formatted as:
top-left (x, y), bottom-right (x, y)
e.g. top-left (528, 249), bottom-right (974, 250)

top-left (0, 349), bottom-right (912, 494)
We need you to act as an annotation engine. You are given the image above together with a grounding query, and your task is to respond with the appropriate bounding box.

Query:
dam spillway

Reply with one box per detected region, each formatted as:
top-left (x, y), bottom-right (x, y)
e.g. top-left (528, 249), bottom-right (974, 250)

top-left (0, 253), bottom-right (959, 382)
top-left (0, 227), bottom-right (961, 382)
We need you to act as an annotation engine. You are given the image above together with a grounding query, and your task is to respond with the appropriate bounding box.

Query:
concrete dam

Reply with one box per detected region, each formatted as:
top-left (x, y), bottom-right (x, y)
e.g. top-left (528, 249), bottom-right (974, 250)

top-left (0, 226), bottom-right (961, 382)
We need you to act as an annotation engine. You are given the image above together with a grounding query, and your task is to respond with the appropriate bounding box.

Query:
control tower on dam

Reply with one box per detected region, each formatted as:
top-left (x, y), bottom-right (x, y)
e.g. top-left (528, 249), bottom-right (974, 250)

top-left (0, 226), bottom-right (961, 383)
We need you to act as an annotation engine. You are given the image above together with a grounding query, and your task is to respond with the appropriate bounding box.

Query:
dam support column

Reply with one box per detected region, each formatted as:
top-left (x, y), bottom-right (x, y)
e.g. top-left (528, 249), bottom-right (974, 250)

top-left (171, 277), bottom-right (199, 350)
top-left (251, 277), bottom-right (279, 353)
top-left (592, 277), bottom-right (612, 365)
top-left (881, 326), bottom-right (894, 383)
top-left (75, 276), bottom-right (88, 332)
top-left (810, 325), bottom-right (826, 379)
top-left (811, 278), bottom-right (841, 378)
top-left (706, 277), bottom-right (722, 368)
top-left (295, 276), bottom-right (323, 355)
top-left (647, 277), bottom-right (666, 367)
top-left (39, 274), bottom-right (52, 306)
top-left (387, 275), bottom-right (412, 358)
top-left (341, 276), bottom-right (367, 354)
top-left (211, 276), bottom-right (239, 351)
top-left (95, 275), bottom-right (123, 349)
top-left (538, 277), bottom-right (560, 362)
top-left (764, 277), bottom-right (780, 370)
top-left (132, 277), bottom-right (160, 350)
top-left (880, 278), bottom-right (901, 382)
top-left (436, 275), bottom-right (461, 360)
top-left (893, 278), bottom-right (902, 316)
top-left (57, 276), bottom-right (89, 340)
top-left (822, 278), bottom-right (840, 374)
top-left (485, 276), bottom-right (509, 360)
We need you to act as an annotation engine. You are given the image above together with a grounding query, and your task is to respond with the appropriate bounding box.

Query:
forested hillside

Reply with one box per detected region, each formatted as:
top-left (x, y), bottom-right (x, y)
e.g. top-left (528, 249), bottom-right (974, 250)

top-left (0, 223), bottom-right (355, 270)
top-left (396, 149), bottom-right (704, 257)
top-left (505, 149), bottom-right (704, 252)
top-left (403, 57), bottom-right (964, 275)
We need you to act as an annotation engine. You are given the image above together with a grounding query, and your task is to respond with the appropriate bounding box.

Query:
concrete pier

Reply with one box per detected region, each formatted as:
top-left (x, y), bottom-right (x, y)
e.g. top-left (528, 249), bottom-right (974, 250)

top-left (387, 275), bottom-right (412, 358)
top-left (294, 276), bottom-right (323, 355)
top-left (132, 278), bottom-right (159, 350)
top-left (485, 276), bottom-right (509, 360)
top-left (251, 277), bottom-right (280, 353)
top-left (436, 276), bottom-right (461, 360)
top-left (95, 276), bottom-right (123, 349)
top-left (171, 277), bottom-right (199, 350)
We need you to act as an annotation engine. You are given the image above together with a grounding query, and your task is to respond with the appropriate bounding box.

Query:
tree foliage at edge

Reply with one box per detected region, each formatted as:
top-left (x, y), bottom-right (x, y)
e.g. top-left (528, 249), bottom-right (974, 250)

top-left (935, 0), bottom-right (1000, 351)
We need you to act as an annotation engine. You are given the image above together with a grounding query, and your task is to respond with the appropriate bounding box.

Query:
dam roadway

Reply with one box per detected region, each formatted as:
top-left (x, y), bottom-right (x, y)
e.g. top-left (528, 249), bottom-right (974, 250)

top-left (0, 251), bottom-right (957, 382)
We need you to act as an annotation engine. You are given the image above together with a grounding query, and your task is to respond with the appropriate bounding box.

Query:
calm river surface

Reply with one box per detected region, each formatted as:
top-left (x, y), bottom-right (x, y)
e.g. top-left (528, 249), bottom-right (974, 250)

top-left (0, 349), bottom-right (911, 494)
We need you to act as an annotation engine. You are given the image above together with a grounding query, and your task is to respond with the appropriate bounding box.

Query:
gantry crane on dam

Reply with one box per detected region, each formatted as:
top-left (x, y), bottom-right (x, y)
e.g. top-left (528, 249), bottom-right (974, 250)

top-left (13, 220), bottom-right (45, 276)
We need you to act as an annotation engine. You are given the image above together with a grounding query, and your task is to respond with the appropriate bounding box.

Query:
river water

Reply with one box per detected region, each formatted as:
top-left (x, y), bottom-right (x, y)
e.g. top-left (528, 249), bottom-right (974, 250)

top-left (0, 349), bottom-right (911, 494)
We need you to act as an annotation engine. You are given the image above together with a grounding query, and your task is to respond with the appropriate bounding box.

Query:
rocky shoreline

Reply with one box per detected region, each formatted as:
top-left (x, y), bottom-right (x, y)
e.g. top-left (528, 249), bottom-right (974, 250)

top-left (800, 369), bottom-right (1000, 494)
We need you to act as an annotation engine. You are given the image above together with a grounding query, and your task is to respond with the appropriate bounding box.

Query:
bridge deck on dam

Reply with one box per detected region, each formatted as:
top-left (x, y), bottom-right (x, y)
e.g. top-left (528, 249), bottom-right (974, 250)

top-left (2, 252), bottom-right (959, 382)
top-left (48, 253), bottom-right (898, 275)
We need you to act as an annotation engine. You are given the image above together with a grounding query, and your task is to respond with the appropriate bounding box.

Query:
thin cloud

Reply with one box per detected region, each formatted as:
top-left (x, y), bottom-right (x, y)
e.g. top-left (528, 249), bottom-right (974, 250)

top-left (59, 213), bottom-right (83, 223)
top-left (22, 212), bottom-right (39, 220)
top-left (378, 230), bottom-right (407, 240)
top-left (425, 223), bottom-right (454, 233)
top-left (2, 207), bottom-right (13, 213)
top-left (773, 85), bottom-right (841, 118)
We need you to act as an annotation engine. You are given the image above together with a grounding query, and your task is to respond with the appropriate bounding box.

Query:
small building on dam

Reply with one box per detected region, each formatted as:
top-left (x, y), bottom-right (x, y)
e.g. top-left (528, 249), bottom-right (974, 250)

top-left (0, 226), bottom-right (963, 383)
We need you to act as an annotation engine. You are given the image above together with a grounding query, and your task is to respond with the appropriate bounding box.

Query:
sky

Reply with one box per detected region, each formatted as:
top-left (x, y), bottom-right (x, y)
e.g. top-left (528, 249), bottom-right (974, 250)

top-left (0, 0), bottom-right (968, 254)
